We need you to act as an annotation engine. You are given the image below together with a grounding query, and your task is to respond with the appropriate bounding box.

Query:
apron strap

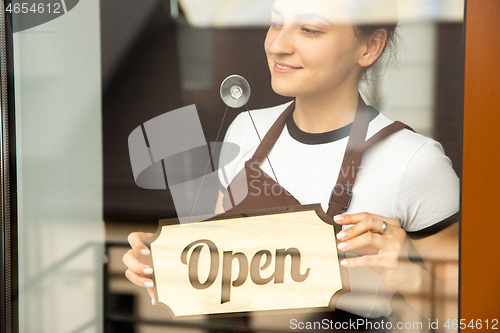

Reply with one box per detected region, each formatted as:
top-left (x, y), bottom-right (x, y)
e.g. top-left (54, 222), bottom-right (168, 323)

top-left (251, 96), bottom-right (371, 164)
top-left (341, 95), bottom-right (371, 164)
top-left (326, 121), bottom-right (415, 217)
top-left (250, 101), bottom-right (295, 163)
top-left (244, 94), bottom-right (411, 217)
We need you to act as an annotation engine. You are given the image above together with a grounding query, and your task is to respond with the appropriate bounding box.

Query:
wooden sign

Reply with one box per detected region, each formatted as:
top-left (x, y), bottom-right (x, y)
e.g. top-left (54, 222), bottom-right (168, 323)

top-left (149, 204), bottom-right (349, 317)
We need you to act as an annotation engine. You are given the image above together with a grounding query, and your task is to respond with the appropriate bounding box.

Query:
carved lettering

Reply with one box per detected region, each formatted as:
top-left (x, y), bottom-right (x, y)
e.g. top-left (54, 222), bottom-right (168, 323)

top-left (274, 248), bottom-right (310, 283)
top-left (250, 250), bottom-right (274, 285)
top-left (221, 251), bottom-right (248, 304)
top-left (181, 241), bottom-right (311, 303)
top-left (180, 239), bottom-right (219, 289)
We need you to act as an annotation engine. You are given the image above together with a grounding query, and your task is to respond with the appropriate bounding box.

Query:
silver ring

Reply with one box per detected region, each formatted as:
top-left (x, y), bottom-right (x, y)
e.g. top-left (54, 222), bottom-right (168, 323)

top-left (380, 221), bottom-right (388, 235)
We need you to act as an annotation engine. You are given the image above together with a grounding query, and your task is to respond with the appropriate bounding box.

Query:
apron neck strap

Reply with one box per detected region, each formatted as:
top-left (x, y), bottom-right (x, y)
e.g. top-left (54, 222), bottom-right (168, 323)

top-left (245, 95), bottom-right (410, 218)
top-left (326, 120), bottom-right (415, 217)
top-left (250, 95), bottom-right (371, 165)
top-left (341, 95), bottom-right (371, 166)
top-left (250, 101), bottom-right (295, 163)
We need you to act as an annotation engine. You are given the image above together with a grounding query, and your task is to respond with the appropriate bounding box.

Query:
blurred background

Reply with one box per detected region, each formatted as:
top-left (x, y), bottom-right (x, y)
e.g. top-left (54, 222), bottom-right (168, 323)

top-left (9, 0), bottom-right (464, 332)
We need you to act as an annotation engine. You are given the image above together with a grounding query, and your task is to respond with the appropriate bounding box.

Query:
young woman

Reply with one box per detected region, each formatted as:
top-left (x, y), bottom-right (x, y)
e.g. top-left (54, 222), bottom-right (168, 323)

top-left (124, 0), bottom-right (459, 325)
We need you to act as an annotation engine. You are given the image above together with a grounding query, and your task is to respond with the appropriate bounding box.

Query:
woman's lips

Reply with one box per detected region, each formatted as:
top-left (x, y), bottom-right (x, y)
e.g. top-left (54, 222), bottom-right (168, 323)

top-left (273, 62), bottom-right (303, 73)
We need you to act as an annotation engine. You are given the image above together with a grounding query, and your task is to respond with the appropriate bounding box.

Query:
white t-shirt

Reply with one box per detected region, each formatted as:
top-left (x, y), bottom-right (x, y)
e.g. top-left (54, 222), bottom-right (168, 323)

top-left (218, 101), bottom-right (460, 317)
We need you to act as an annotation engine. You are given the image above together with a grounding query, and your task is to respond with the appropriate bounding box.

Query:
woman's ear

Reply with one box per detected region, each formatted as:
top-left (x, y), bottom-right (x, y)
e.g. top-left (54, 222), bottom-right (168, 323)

top-left (358, 29), bottom-right (388, 68)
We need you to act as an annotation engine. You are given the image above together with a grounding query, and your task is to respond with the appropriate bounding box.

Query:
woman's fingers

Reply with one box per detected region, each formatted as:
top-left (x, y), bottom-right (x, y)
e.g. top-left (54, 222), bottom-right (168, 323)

top-left (335, 213), bottom-right (404, 244)
top-left (147, 288), bottom-right (156, 305)
top-left (128, 232), bottom-right (154, 255)
top-left (333, 213), bottom-right (414, 290)
top-left (335, 212), bottom-right (400, 227)
top-left (337, 216), bottom-right (391, 241)
top-left (334, 212), bottom-right (407, 269)
top-left (124, 231), bottom-right (157, 304)
top-left (122, 249), bottom-right (154, 277)
top-left (125, 267), bottom-right (155, 288)
top-left (341, 253), bottom-right (397, 269)
top-left (337, 231), bottom-right (393, 254)
top-left (339, 244), bottom-right (378, 257)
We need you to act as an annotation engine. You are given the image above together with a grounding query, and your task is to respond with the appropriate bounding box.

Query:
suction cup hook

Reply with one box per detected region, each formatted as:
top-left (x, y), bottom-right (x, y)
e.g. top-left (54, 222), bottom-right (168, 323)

top-left (220, 75), bottom-right (251, 108)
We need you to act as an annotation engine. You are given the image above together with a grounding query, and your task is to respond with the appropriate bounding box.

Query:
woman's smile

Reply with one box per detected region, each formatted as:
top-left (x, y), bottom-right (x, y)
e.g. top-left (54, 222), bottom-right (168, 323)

top-left (264, 0), bottom-right (365, 100)
top-left (273, 61), bottom-right (303, 73)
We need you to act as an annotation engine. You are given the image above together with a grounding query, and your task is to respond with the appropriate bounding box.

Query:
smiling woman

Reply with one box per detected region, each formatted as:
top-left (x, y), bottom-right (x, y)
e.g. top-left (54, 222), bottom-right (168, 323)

top-left (123, 0), bottom-right (459, 329)
top-left (264, 0), bottom-right (400, 135)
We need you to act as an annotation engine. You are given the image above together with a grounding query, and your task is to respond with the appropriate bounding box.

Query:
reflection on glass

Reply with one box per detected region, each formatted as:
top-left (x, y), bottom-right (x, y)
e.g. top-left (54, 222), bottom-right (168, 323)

top-left (109, 0), bottom-right (462, 332)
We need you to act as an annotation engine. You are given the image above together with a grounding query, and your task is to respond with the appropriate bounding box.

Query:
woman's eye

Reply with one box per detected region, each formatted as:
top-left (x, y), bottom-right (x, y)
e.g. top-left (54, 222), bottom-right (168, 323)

top-left (301, 27), bottom-right (321, 35)
top-left (270, 22), bottom-right (283, 29)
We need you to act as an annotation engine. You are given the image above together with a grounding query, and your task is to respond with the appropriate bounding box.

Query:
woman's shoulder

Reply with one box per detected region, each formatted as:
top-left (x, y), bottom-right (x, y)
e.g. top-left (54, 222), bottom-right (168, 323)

top-left (230, 101), bottom-right (293, 133)
top-left (222, 101), bottom-right (293, 146)
top-left (366, 111), bottom-right (457, 184)
top-left (218, 102), bottom-right (293, 189)
top-left (366, 112), bottom-right (459, 232)
top-left (368, 112), bottom-right (443, 157)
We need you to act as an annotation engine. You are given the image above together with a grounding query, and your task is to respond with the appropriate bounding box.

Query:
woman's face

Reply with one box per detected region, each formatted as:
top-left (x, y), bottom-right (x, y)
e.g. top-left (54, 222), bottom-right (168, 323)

top-left (265, 0), bottom-right (365, 99)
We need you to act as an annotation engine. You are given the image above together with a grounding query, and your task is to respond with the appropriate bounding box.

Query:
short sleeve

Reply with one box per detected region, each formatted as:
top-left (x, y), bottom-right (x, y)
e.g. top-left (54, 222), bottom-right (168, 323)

top-left (393, 139), bottom-right (460, 233)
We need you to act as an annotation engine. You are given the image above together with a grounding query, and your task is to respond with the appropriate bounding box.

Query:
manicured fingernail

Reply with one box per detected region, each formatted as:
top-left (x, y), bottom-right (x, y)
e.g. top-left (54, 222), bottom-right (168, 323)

top-left (144, 281), bottom-right (154, 288)
top-left (334, 215), bottom-right (344, 222)
top-left (151, 298), bottom-right (156, 306)
top-left (337, 232), bottom-right (347, 240)
top-left (340, 260), bottom-right (349, 266)
top-left (337, 242), bottom-right (347, 250)
top-left (143, 268), bottom-right (154, 275)
top-left (141, 249), bottom-right (151, 256)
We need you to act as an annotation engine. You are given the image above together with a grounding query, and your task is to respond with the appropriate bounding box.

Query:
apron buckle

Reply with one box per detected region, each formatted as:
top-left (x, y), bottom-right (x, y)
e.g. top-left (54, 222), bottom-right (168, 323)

top-left (330, 185), bottom-right (353, 214)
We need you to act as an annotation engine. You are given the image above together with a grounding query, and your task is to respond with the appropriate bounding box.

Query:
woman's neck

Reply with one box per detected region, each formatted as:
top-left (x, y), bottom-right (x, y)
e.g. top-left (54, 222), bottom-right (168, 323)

top-left (293, 88), bottom-right (360, 134)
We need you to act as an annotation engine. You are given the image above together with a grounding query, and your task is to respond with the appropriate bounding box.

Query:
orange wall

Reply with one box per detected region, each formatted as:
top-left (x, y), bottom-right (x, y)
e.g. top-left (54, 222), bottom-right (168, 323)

top-left (462, 0), bottom-right (500, 325)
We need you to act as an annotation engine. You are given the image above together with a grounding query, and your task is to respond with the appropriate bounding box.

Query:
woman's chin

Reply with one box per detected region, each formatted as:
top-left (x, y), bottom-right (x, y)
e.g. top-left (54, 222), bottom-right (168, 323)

top-left (273, 91), bottom-right (296, 98)
top-left (270, 82), bottom-right (299, 98)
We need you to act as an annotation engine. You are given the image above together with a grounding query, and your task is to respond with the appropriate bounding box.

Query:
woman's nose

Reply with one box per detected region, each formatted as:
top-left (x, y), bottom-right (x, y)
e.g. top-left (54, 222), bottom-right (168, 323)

top-left (266, 27), bottom-right (295, 55)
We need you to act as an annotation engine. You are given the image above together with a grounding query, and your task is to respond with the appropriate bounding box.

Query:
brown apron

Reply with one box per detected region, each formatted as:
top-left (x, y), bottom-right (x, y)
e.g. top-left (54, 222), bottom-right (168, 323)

top-left (214, 97), bottom-right (414, 332)
top-left (222, 96), bottom-right (413, 216)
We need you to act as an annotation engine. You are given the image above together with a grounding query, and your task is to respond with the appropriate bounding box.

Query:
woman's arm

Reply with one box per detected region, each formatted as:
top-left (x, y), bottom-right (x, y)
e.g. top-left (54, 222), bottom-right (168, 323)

top-left (410, 222), bottom-right (459, 323)
top-left (335, 212), bottom-right (459, 322)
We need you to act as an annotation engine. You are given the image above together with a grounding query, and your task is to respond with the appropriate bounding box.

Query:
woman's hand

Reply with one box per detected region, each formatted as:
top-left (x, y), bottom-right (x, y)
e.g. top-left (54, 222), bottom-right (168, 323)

top-left (122, 232), bottom-right (156, 303)
top-left (334, 212), bottom-right (417, 292)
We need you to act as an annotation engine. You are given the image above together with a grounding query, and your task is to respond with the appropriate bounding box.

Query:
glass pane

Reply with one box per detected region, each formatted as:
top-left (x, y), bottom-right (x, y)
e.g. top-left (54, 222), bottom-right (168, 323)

top-left (12, 0), bottom-right (103, 332)
top-left (4, 0), bottom-right (464, 332)
top-left (104, 0), bottom-right (463, 332)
